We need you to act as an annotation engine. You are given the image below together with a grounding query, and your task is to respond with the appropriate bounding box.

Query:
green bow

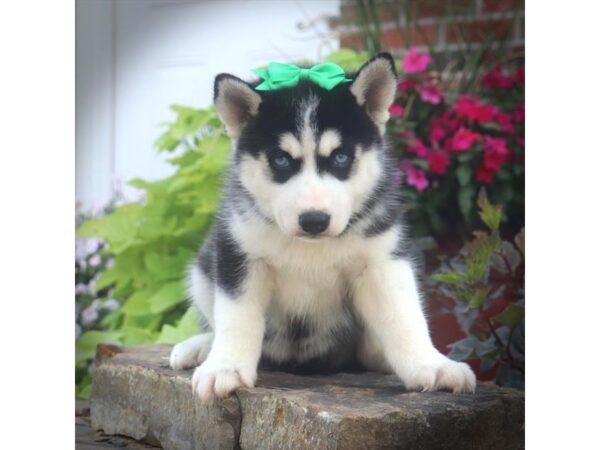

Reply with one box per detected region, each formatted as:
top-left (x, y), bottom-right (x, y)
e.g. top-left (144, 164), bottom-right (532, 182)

top-left (254, 62), bottom-right (351, 91)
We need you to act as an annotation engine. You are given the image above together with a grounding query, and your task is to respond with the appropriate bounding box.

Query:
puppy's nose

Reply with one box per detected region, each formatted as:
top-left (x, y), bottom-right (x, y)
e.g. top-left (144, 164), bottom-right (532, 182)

top-left (299, 211), bottom-right (330, 235)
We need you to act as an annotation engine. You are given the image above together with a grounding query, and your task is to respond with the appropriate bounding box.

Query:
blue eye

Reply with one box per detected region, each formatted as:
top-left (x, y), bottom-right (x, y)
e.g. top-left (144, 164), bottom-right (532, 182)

top-left (272, 152), bottom-right (291, 168)
top-left (332, 151), bottom-right (350, 167)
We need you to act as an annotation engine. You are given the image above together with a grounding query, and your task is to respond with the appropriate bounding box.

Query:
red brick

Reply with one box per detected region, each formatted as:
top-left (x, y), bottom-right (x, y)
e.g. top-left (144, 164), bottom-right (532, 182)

top-left (411, 0), bottom-right (475, 19)
top-left (340, 32), bottom-right (365, 50)
top-left (339, 1), bottom-right (400, 26)
top-left (381, 25), bottom-right (437, 50)
top-left (447, 19), bottom-right (513, 43)
top-left (482, 0), bottom-right (524, 13)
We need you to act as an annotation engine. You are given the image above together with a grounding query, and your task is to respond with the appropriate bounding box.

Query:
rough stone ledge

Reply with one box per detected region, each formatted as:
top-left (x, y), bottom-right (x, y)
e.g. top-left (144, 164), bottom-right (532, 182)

top-left (90, 344), bottom-right (524, 450)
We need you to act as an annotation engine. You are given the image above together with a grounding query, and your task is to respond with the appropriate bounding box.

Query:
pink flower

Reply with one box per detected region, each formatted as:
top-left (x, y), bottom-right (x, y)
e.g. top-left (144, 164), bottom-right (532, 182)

top-left (389, 104), bottom-right (404, 117)
top-left (453, 95), bottom-right (497, 123)
top-left (401, 161), bottom-right (429, 191)
top-left (402, 47), bottom-right (432, 74)
top-left (402, 132), bottom-right (430, 157)
top-left (513, 101), bottom-right (525, 123)
top-left (397, 79), bottom-right (418, 91)
top-left (453, 96), bottom-right (480, 120)
top-left (449, 127), bottom-right (481, 152)
top-left (482, 136), bottom-right (510, 171)
top-left (481, 66), bottom-right (515, 89)
top-left (475, 103), bottom-right (498, 123)
top-left (429, 122), bottom-right (446, 144)
top-left (475, 165), bottom-right (496, 184)
top-left (418, 83), bottom-right (443, 104)
top-left (494, 111), bottom-right (515, 134)
top-left (427, 151), bottom-right (450, 175)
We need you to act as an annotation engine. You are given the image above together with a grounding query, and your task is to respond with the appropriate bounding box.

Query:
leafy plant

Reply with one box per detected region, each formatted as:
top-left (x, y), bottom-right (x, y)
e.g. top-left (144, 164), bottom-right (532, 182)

top-left (429, 191), bottom-right (524, 388)
top-left (389, 47), bottom-right (524, 240)
top-left (75, 105), bottom-right (228, 397)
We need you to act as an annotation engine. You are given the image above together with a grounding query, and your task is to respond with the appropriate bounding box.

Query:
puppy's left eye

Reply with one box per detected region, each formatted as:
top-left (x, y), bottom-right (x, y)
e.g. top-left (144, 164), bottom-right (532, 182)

top-left (331, 150), bottom-right (351, 167)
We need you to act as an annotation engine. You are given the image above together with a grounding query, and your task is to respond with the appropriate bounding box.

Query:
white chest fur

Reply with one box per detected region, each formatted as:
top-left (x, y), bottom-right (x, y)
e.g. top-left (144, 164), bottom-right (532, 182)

top-left (231, 212), bottom-right (399, 325)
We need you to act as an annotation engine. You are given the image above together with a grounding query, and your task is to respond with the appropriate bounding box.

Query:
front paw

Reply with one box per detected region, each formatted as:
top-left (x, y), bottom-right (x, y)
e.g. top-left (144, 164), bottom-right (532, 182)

top-left (192, 357), bottom-right (257, 401)
top-left (404, 357), bottom-right (476, 394)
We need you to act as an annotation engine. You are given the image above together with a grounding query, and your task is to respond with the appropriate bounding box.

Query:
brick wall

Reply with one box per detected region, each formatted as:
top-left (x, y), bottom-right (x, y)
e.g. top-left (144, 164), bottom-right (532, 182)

top-left (331, 0), bottom-right (524, 59)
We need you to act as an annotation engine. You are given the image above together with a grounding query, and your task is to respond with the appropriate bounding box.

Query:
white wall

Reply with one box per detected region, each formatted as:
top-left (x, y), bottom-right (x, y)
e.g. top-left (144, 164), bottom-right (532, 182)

top-left (76, 0), bottom-right (340, 209)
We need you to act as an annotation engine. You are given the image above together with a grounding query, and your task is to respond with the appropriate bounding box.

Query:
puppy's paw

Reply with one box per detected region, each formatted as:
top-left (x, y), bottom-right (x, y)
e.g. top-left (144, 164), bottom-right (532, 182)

top-left (404, 358), bottom-right (476, 394)
top-left (169, 334), bottom-right (213, 370)
top-left (192, 358), bottom-right (256, 401)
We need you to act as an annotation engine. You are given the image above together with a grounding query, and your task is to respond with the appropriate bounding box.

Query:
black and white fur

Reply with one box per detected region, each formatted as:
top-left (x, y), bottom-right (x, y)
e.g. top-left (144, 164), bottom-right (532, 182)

top-left (169, 53), bottom-right (476, 400)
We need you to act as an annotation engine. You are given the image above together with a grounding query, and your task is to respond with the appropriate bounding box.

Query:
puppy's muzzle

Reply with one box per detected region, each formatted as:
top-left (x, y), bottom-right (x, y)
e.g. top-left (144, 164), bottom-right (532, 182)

top-left (298, 210), bottom-right (330, 236)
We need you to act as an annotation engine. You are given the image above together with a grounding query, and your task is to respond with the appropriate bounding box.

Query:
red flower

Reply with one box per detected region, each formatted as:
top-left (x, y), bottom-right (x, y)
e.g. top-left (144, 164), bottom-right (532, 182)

top-left (514, 67), bottom-right (525, 84)
top-left (389, 104), bottom-right (404, 117)
top-left (494, 111), bottom-right (515, 134)
top-left (475, 165), bottom-right (496, 184)
top-left (427, 151), bottom-right (450, 175)
top-left (483, 136), bottom-right (510, 171)
top-left (513, 101), bottom-right (525, 123)
top-left (397, 79), bottom-right (418, 91)
top-left (429, 122), bottom-right (447, 144)
top-left (453, 96), bottom-right (479, 120)
top-left (402, 47), bottom-right (432, 74)
top-left (453, 95), bottom-right (497, 123)
top-left (401, 161), bottom-right (429, 191)
top-left (418, 83), bottom-right (443, 104)
top-left (478, 103), bottom-right (499, 123)
top-left (406, 136), bottom-right (430, 157)
top-left (481, 66), bottom-right (515, 89)
top-left (449, 127), bottom-right (481, 152)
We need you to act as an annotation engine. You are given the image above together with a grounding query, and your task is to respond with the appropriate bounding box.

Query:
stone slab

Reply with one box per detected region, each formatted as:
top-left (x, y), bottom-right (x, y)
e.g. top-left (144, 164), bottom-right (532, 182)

top-left (90, 344), bottom-right (524, 450)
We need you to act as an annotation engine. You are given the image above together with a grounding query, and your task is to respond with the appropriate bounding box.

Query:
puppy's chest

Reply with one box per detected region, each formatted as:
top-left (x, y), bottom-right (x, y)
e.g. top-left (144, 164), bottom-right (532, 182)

top-left (262, 264), bottom-right (359, 367)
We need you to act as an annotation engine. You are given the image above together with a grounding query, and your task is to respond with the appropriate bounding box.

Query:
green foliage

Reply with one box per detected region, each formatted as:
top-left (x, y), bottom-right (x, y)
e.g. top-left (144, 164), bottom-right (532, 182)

top-left (325, 49), bottom-right (371, 72)
top-left (431, 193), bottom-right (525, 388)
top-left (75, 105), bottom-right (228, 398)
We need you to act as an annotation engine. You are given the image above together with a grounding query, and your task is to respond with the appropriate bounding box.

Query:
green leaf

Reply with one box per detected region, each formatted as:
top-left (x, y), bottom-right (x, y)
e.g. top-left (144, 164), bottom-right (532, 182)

top-left (458, 185), bottom-right (475, 221)
top-left (119, 288), bottom-right (154, 316)
top-left (456, 164), bottom-right (472, 186)
top-left (325, 49), bottom-right (370, 72)
top-left (76, 380), bottom-right (93, 400)
top-left (447, 335), bottom-right (479, 361)
top-left (477, 189), bottom-right (503, 231)
top-left (432, 271), bottom-right (467, 285)
top-left (464, 286), bottom-right (492, 308)
top-left (457, 151), bottom-right (476, 163)
top-left (120, 326), bottom-right (158, 345)
top-left (94, 266), bottom-right (122, 291)
top-left (493, 303), bottom-right (525, 327)
top-left (148, 281), bottom-right (185, 314)
top-left (156, 306), bottom-right (201, 344)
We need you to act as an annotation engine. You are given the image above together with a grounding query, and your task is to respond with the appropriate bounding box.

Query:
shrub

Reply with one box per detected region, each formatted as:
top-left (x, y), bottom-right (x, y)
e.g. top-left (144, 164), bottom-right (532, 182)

top-left (387, 47), bottom-right (525, 240)
top-left (75, 105), bottom-right (228, 397)
top-left (428, 191), bottom-right (524, 389)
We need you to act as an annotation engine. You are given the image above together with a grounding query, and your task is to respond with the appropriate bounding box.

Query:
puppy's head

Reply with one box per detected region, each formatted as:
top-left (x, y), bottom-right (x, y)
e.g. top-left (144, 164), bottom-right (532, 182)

top-left (214, 53), bottom-right (397, 238)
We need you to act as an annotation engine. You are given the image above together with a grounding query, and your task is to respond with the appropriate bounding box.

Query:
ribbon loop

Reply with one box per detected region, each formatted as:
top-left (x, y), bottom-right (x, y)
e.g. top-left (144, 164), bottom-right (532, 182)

top-left (254, 62), bottom-right (351, 91)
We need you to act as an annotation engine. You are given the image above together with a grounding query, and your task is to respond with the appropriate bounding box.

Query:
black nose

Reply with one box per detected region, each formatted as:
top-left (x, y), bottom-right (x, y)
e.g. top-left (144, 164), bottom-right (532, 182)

top-left (299, 211), bottom-right (331, 235)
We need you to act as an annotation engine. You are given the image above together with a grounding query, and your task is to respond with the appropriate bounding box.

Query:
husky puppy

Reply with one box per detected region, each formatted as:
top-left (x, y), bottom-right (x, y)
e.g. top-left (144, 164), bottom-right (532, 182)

top-left (169, 53), bottom-right (476, 400)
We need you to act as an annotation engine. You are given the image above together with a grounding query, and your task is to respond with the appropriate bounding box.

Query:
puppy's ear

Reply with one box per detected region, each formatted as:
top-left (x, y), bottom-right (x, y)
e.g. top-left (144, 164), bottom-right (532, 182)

top-left (214, 74), bottom-right (262, 138)
top-left (350, 52), bottom-right (397, 127)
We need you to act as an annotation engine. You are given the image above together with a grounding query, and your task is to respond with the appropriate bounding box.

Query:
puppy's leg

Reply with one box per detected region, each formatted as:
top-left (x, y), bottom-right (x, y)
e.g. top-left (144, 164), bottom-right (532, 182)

top-left (170, 264), bottom-right (214, 370)
top-left (353, 257), bottom-right (476, 393)
top-left (192, 260), bottom-right (271, 401)
top-left (169, 332), bottom-right (214, 370)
